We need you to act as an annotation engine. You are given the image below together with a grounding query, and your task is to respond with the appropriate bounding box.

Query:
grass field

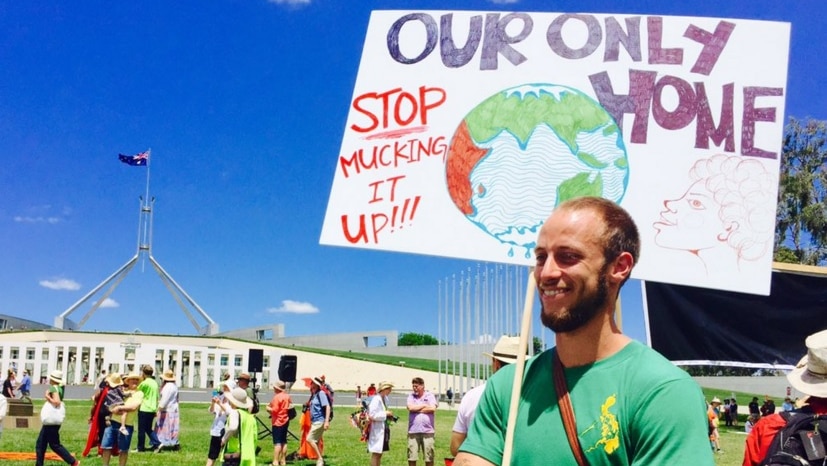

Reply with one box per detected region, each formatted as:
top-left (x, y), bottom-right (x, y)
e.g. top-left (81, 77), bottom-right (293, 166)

top-left (1, 392), bottom-right (754, 466)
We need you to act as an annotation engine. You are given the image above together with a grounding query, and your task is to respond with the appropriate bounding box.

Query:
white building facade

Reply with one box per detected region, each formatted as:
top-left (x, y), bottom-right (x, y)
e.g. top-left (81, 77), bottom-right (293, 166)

top-left (0, 330), bottom-right (281, 389)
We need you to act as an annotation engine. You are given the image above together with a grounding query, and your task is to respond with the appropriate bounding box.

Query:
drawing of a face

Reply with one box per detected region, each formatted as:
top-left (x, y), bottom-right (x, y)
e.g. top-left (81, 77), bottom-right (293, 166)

top-left (653, 180), bottom-right (726, 252)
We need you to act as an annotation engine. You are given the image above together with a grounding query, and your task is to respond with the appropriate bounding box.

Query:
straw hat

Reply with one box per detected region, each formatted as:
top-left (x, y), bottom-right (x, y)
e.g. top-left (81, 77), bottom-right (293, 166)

top-left (273, 380), bottom-right (286, 392)
top-left (106, 373), bottom-right (124, 388)
top-left (161, 370), bottom-right (176, 382)
top-left (123, 372), bottom-right (141, 383)
top-left (226, 387), bottom-right (253, 410)
top-left (378, 381), bottom-right (394, 392)
top-left (483, 336), bottom-right (523, 364)
top-left (787, 329), bottom-right (827, 398)
top-left (711, 397), bottom-right (722, 405)
top-left (48, 370), bottom-right (64, 384)
top-left (236, 372), bottom-right (251, 381)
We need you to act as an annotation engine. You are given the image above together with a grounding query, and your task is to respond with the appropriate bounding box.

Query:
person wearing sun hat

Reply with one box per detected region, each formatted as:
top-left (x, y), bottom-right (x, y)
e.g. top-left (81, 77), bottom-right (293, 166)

top-left (83, 373), bottom-right (124, 458)
top-left (35, 370), bottom-right (80, 466)
top-left (101, 373), bottom-right (130, 437)
top-left (221, 387), bottom-right (257, 466)
top-left (743, 329), bottom-right (827, 465)
top-left (304, 377), bottom-right (332, 466)
top-left (708, 397), bottom-right (723, 453)
top-left (155, 369), bottom-right (180, 452)
top-left (450, 335), bottom-right (523, 457)
top-left (367, 381), bottom-right (395, 466)
top-left (267, 380), bottom-right (293, 466)
top-left (101, 372), bottom-right (144, 466)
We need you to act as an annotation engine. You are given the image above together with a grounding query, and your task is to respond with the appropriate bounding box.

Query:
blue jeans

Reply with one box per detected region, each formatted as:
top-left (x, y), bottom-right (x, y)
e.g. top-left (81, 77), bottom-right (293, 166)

top-left (35, 424), bottom-right (76, 466)
top-left (101, 421), bottom-right (134, 451)
top-left (136, 411), bottom-right (160, 451)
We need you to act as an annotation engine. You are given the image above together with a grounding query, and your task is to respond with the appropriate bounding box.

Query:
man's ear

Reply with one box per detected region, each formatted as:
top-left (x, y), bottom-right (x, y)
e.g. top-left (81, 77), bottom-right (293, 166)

top-left (609, 252), bottom-right (634, 284)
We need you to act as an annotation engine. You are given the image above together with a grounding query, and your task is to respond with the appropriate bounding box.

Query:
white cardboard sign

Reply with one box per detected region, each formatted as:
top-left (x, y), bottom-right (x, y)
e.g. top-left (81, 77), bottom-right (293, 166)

top-left (321, 11), bottom-right (790, 295)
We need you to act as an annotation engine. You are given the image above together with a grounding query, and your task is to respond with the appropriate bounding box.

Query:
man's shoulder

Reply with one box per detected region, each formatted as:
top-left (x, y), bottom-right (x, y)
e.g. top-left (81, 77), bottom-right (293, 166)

top-left (128, 390), bottom-right (145, 405)
top-left (624, 341), bottom-right (692, 379)
top-left (138, 378), bottom-right (155, 389)
top-left (457, 384), bottom-right (486, 409)
top-left (489, 348), bottom-right (553, 382)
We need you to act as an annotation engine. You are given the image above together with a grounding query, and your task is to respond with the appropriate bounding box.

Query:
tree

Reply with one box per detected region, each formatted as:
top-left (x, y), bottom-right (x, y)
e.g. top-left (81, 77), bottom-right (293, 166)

top-left (532, 336), bottom-right (544, 355)
top-left (398, 332), bottom-right (439, 346)
top-left (774, 117), bottom-right (827, 265)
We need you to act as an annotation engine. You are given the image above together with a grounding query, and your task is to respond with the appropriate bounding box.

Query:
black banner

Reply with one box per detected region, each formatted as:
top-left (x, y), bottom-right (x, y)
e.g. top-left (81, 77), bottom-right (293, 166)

top-left (645, 270), bottom-right (827, 367)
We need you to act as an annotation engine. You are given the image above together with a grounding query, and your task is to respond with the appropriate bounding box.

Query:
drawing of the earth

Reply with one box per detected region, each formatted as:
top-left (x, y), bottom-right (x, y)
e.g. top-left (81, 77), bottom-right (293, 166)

top-left (445, 83), bottom-right (629, 257)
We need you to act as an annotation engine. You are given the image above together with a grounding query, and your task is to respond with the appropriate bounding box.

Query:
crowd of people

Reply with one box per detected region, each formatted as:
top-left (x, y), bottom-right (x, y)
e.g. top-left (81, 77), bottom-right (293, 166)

top-left (1, 199), bottom-right (824, 466)
top-left (80, 364), bottom-right (182, 466)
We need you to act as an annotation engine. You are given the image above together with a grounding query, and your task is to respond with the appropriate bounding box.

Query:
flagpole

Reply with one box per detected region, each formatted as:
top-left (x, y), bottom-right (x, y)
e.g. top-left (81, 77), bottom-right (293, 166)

top-left (140, 148), bottom-right (152, 272)
top-left (145, 148), bottom-right (152, 205)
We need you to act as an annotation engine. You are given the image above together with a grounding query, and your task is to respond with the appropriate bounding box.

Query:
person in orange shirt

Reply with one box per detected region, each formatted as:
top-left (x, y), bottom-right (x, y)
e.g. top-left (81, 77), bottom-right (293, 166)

top-left (707, 398), bottom-right (722, 453)
top-left (267, 381), bottom-right (293, 466)
top-left (742, 330), bottom-right (827, 465)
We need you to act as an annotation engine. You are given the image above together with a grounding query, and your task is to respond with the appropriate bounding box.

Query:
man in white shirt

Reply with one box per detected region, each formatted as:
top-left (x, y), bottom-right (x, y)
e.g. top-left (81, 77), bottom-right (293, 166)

top-left (450, 336), bottom-right (522, 457)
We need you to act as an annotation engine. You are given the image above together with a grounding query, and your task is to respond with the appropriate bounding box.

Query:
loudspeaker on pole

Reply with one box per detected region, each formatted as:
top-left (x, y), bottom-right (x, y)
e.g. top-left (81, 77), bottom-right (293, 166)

top-left (278, 355), bottom-right (297, 383)
top-left (248, 349), bottom-right (264, 373)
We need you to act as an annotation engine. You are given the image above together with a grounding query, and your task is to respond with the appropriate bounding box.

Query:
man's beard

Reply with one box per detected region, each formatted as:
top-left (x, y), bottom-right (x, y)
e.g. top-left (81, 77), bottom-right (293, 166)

top-left (540, 265), bottom-right (610, 333)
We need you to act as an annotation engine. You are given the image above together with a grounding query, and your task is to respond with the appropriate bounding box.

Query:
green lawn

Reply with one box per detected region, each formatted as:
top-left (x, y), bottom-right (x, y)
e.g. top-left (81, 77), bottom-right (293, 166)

top-left (1, 394), bottom-right (750, 466)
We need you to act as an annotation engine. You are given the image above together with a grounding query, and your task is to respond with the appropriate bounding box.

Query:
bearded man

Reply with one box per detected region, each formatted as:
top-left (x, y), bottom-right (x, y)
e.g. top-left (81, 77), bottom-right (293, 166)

top-left (455, 196), bottom-right (713, 466)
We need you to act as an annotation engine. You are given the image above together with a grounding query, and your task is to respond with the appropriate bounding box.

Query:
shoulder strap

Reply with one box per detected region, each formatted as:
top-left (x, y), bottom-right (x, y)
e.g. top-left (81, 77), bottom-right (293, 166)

top-left (553, 351), bottom-right (589, 466)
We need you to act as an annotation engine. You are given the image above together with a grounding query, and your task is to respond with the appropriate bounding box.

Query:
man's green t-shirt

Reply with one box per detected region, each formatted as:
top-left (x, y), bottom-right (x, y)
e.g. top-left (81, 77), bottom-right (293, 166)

top-left (138, 377), bottom-right (159, 413)
top-left (460, 341), bottom-right (714, 465)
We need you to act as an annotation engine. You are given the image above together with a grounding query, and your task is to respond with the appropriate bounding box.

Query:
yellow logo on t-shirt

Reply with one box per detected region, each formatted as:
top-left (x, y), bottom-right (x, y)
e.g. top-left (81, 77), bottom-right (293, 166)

top-left (583, 394), bottom-right (620, 455)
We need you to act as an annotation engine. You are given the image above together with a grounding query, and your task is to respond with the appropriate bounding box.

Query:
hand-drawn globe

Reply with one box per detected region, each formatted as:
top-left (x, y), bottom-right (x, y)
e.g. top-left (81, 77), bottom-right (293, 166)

top-left (445, 83), bottom-right (629, 257)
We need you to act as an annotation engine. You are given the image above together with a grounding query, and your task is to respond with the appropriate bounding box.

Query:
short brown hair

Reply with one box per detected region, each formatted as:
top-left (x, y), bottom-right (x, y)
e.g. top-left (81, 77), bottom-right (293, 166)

top-left (141, 364), bottom-right (154, 377)
top-left (557, 196), bottom-right (640, 266)
top-left (412, 377), bottom-right (424, 386)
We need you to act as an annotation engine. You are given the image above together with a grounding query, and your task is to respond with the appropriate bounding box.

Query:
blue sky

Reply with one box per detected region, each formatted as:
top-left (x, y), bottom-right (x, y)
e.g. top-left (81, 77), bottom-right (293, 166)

top-left (1, 1), bottom-right (825, 344)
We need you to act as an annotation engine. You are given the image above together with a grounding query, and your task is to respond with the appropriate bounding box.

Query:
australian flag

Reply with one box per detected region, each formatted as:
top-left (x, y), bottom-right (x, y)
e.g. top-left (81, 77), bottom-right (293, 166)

top-left (118, 150), bottom-right (149, 166)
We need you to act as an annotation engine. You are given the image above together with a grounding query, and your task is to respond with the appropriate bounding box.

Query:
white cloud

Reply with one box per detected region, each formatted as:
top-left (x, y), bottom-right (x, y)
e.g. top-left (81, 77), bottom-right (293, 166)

top-left (267, 300), bottom-right (319, 314)
top-left (98, 298), bottom-right (119, 308)
top-left (14, 216), bottom-right (61, 224)
top-left (14, 204), bottom-right (70, 224)
top-left (39, 278), bottom-right (81, 291)
top-left (267, 0), bottom-right (310, 5)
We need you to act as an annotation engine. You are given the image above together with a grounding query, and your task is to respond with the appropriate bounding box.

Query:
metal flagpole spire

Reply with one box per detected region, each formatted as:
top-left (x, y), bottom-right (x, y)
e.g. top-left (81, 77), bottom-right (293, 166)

top-left (55, 149), bottom-right (219, 335)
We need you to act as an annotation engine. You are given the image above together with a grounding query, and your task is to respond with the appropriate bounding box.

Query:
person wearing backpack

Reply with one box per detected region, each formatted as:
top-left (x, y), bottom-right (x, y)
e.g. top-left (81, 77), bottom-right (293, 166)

top-left (304, 377), bottom-right (331, 466)
top-left (742, 329), bottom-right (827, 466)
